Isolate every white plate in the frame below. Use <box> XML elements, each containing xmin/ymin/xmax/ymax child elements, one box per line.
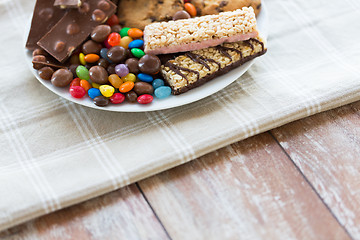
<box><xmin>25</xmin><ymin>2</ymin><xmax>268</xmax><ymax>112</ymax></box>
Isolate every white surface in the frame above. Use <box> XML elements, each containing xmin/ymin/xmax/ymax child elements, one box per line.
<box><xmin>25</xmin><ymin>4</ymin><xmax>268</xmax><ymax>112</ymax></box>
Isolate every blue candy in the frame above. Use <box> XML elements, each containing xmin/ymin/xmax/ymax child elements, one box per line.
<box><xmin>88</xmin><ymin>88</ymin><xmax>102</xmax><ymax>99</ymax></box>
<box><xmin>137</xmin><ymin>73</ymin><xmax>153</xmax><ymax>83</ymax></box>
<box><xmin>128</xmin><ymin>39</ymin><xmax>144</xmax><ymax>49</ymax></box>
<box><xmin>152</xmin><ymin>79</ymin><xmax>165</xmax><ymax>89</ymax></box>
<box><xmin>100</xmin><ymin>48</ymin><xmax>112</xmax><ymax>63</ymax></box>
<box><xmin>154</xmin><ymin>86</ymin><xmax>172</xmax><ymax>99</ymax></box>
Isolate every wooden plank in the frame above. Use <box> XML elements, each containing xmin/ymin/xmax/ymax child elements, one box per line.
<box><xmin>271</xmin><ymin>101</ymin><xmax>360</xmax><ymax>239</ymax></box>
<box><xmin>139</xmin><ymin>133</ymin><xmax>350</xmax><ymax>240</ymax></box>
<box><xmin>0</xmin><ymin>185</ymin><xmax>169</xmax><ymax>240</ymax></box>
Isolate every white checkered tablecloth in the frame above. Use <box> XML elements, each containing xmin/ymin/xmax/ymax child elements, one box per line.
<box><xmin>0</xmin><ymin>0</ymin><xmax>359</xmax><ymax>231</ymax></box>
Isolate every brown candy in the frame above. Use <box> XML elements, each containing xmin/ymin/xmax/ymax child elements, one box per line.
<box><xmin>111</xmin><ymin>24</ymin><xmax>122</xmax><ymax>33</ymax></box>
<box><xmin>138</xmin><ymin>55</ymin><xmax>161</xmax><ymax>75</ymax></box>
<box><xmin>32</xmin><ymin>55</ymin><xmax>47</xmax><ymax>70</ymax></box>
<box><xmin>94</xmin><ymin>96</ymin><xmax>110</xmax><ymax>107</ymax></box>
<box><xmin>173</xmin><ymin>10</ymin><xmax>191</xmax><ymax>21</ymax></box>
<box><xmin>107</xmin><ymin>46</ymin><xmax>127</xmax><ymax>63</ymax></box>
<box><xmin>91</xmin><ymin>25</ymin><xmax>111</xmax><ymax>42</ymax></box>
<box><xmin>32</xmin><ymin>48</ymin><xmax>48</xmax><ymax>57</ymax></box>
<box><xmin>107</xmin><ymin>64</ymin><xmax>116</xmax><ymax>75</ymax></box>
<box><xmin>125</xmin><ymin>58</ymin><xmax>140</xmax><ymax>74</ymax></box>
<box><xmin>98</xmin><ymin>58</ymin><xmax>110</xmax><ymax>69</ymax></box>
<box><xmin>125</xmin><ymin>91</ymin><xmax>137</xmax><ymax>103</ymax></box>
<box><xmin>89</xmin><ymin>66</ymin><xmax>108</xmax><ymax>84</ymax></box>
<box><xmin>82</xmin><ymin>40</ymin><xmax>102</xmax><ymax>55</ymax></box>
<box><xmin>51</xmin><ymin>69</ymin><xmax>73</xmax><ymax>87</ymax></box>
<box><xmin>92</xmin><ymin>9</ymin><xmax>106</xmax><ymax>22</ymax></box>
<box><xmin>68</xmin><ymin>64</ymin><xmax>79</xmax><ymax>76</ymax></box>
<box><xmin>38</xmin><ymin>67</ymin><xmax>54</xmax><ymax>80</ymax></box>
<box><xmin>133</xmin><ymin>82</ymin><xmax>154</xmax><ymax>95</ymax></box>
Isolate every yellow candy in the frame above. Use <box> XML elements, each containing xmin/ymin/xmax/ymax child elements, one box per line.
<box><xmin>122</xmin><ymin>73</ymin><xmax>136</xmax><ymax>82</ymax></box>
<box><xmin>119</xmin><ymin>36</ymin><xmax>133</xmax><ymax>49</ymax></box>
<box><xmin>79</xmin><ymin>53</ymin><xmax>86</xmax><ymax>65</ymax></box>
<box><xmin>92</xmin><ymin>83</ymin><xmax>101</xmax><ymax>89</ymax></box>
<box><xmin>108</xmin><ymin>74</ymin><xmax>123</xmax><ymax>88</ymax></box>
<box><xmin>99</xmin><ymin>85</ymin><xmax>115</xmax><ymax>97</ymax></box>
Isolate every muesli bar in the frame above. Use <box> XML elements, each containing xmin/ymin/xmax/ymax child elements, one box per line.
<box><xmin>144</xmin><ymin>7</ymin><xmax>258</xmax><ymax>55</ymax></box>
<box><xmin>161</xmin><ymin>37</ymin><xmax>267</xmax><ymax>95</ymax></box>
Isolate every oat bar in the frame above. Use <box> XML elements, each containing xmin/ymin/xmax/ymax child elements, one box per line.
<box><xmin>161</xmin><ymin>37</ymin><xmax>267</xmax><ymax>95</ymax></box>
<box><xmin>144</xmin><ymin>7</ymin><xmax>258</xmax><ymax>55</ymax></box>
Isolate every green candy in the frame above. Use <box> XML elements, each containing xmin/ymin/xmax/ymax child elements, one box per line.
<box><xmin>131</xmin><ymin>48</ymin><xmax>145</xmax><ymax>58</ymax></box>
<box><xmin>76</xmin><ymin>65</ymin><xmax>90</xmax><ymax>81</ymax></box>
<box><xmin>120</xmin><ymin>27</ymin><xmax>131</xmax><ymax>37</ymax></box>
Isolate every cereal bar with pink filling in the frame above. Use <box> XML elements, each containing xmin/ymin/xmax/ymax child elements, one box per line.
<box><xmin>144</xmin><ymin>7</ymin><xmax>258</xmax><ymax>55</ymax></box>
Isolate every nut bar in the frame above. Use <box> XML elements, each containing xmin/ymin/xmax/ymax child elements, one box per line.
<box><xmin>54</xmin><ymin>0</ymin><xmax>82</xmax><ymax>8</ymax></box>
<box><xmin>144</xmin><ymin>7</ymin><xmax>258</xmax><ymax>55</ymax></box>
<box><xmin>37</xmin><ymin>0</ymin><xmax>116</xmax><ymax>63</ymax></box>
<box><xmin>161</xmin><ymin>37</ymin><xmax>267</xmax><ymax>95</ymax></box>
<box><xmin>26</xmin><ymin>0</ymin><xmax>65</xmax><ymax>50</ymax></box>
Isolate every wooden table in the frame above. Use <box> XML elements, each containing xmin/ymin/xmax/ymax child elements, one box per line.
<box><xmin>1</xmin><ymin>101</ymin><xmax>359</xmax><ymax>240</ymax></box>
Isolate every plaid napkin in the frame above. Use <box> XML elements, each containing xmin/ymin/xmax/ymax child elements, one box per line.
<box><xmin>1</xmin><ymin>0</ymin><xmax>359</xmax><ymax>231</ymax></box>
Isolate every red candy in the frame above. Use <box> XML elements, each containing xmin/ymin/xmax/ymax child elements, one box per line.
<box><xmin>107</xmin><ymin>32</ymin><xmax>121</xmax><ymax>47</ymax></box>
<box><xmin>69</xmin><ymin>86</ymin><xmax>86</xmax><ymax>98</ymax></box>
<box><xmin>107</xmin><ymin>15</ymin><xmax>119</xmax><ymax>26</ymax></box>
<box><xmin>110</xmin><ymin>93</ymin><xmax>125</xmax><ymax>104</ymax></box>
<box><xmin>70</xmin><ymin>78</ymin><xmax>81</xmax><ymax>87</ymax></box>
<box><xmin>137</xmin><ymin>94</ymin><xmax>153</xmax><ymax>104</ymax></box>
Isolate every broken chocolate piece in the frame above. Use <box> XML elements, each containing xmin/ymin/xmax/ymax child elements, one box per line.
<box><xmin>161</xmin><ymin>38</ymin><xmax>267</xmax><ymax>95</ymax></box>
<box><xmin>37</xmin><ymin>0</ymin><xmax>116</xmax><ymax>63</ymax></box>
<box><xmin>54</xmin><ymin>0</ymin><xmax>82</xmax><ymax>8</ymax></box>
<box><xmin>26</xmin><ymin>0</ymin><xmax>65</xmax><ymax>50</ymax></box>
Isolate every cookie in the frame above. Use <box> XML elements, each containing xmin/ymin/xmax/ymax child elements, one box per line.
<box><xmin>117</xmin><ymin>0</ymin><xmax>184</xmax><ymax>30</ymax></box>
<box><xmin>192</xmin><ymin>0</ymin><xmax>261</xmax><ymax>16</ymax></box>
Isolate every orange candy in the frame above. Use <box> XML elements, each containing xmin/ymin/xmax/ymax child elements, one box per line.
<box><xmin>184</xmin><ymin>3</ymin><xmax>197</xmax><ymax>17</ymax></box>
<box><xmin>119</xmin><ymin>81</ymin><xmax>134</xmax><ymax>93</ymax></box>
<box><xmin>84</xmin><ymin>54</ymin><xmax>100</xmax><ymax>63</ymax></box>
<box><xmin>128</xmin><ymin>28</ymin><xmax>143</xmax><ymax>39</ymax></box>
<box><xmin>80</xmin><ymin>80</ymin><xmax>92</xmax><ymax>92</ymax></box>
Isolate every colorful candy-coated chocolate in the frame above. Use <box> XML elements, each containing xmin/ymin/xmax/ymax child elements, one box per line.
<box><xmin>104</xmin><ymin>39</ymin><xmax>112</xmax><ymax>49</ymax></box>
<box><xmin>131</xmin><ymin>48</ymin><xmax>145</xmax><ymax>58</ymax></box>
<box><xmin>107</xmin><ymin>32</ymin><xmax>121</xmax><ymax>47</ymax></box>
<box><xmin>76</xmin><ymin>65</ymin><xmax>90</xmax><ymax>80</ymax></box>
<box><xmin>184</xmin><ymin>3</ymin><xmax>197</xmax><ymax>17</ymax></box>
<box><xmin>122</xmin><ymin>73</ymin><xmax>136</xmax><ymax>83</ymax></box>
<box><xmin>120</xmin><ymin>36</ymin><xmax>133</xmax><ymax>49</ymax></box>
<box><xmin>100</xmin><ymin>48</ymin><xmax>112</xmax><ymax>63</ymax></box>
<box><xmin>110</xmin><ymin>93</ymin><xmax>125</xmax><ymax>104</ymax></box>
<box><xmin>128</xmin><ymin>28</ymin><xmax>143</xmax><ymax>38</ymax></box>
<box><xmin>80</xmin><ymin>79</ymin><xmax>92</xmax><ymax>92</ymax></box>
<box><xmin>106</xmin><ymin>14</ymin><xmax>119</xmax><ymax>26</ymax></box>
<box><xmin>94</xmin><ymin>96</ymin><xmax>110</xmax><ymax>107</ymax></box>
<box><xmin>152</xmin><ymin>79</ymin><xmax>165</xmax><ymax>89</ymax></box>
<box><xmin>137</xmin><ymin>73</ymin><xmax>153</xmax><ymax>82</ymax></box>
<box><xmin>108</xmin><ymin>74</ymin><xmax>123</xmax><ymax>88</ymax></box>
<box><xmin>154</xmin><ymin>86</ymin><xmax>172</xmax><ymax>99</ymax></box>
<box><xmin>120</xmin><ymin>27</ymin><xmax>131</xmax><ymax>37</ymax></box>
<box><xmin>70</xmin><ymin>78</ymin><xmax>81</xmax><ymax>87</ymax></box>
<box><xmin>99</xmin><ymin>84</ymin><xmax>115</xmax><ymax>97</ymax></box>
<box><xmin>137</xmin><ymin>94</ymin><xmax>153</xmax><ymax>104</ymax></box>
<box><xmin>92</xmin><ymin>82</ymin><xmax>101</xmax><ymax>89</ymax></box>
<box><xmin>79</xmin><ymin>53</ymin><xmax>86</xmax><ymax>65</ymax></box>
<box><xmin>88</xmin><ymin>88</ymin><xmax>102</xmax><ymax>99</ymax></box>
<box><xmin>115</xmin><ymin>64</ymin><xmax>129</xmax><ymax>77</ymax></box>
<box><xmin>84</xmin><ymin>54</ymin><xmax>100</xmax><ymax>63</ymax></box>
<box><xmin>119</xmin><ymin>81</ymin><xmax>134</xmax><ymax>93</ymax></box>
<box><xmin>69</xmin><ymin>86</ymin><xmax>86</xmax><ymax>98</ymax></box>
<box><xmin>128</xmin><ymin>39</ymin><xmax>144</xmax><ymax>49</ymax></box>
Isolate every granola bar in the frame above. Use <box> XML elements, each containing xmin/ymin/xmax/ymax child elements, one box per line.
<box><xmin>161</xmin><ymin>37</ymin><xmax>267</xmax><ymax>94</ymax></box>
<box><xmin>144</xmin><ymin>7</ymin><xmax>258</xmax><ymax>55</ymax></box>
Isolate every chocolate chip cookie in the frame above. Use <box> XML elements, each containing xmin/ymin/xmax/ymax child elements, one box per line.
<box><xmin>117</xmin><ymin>0</ymin><xmax>184</xmax><ymax>30</ymax></box>
<box><xmin>192</xmin><ymin>0</ymin><xmax>261</xmax><ymax>16</ymax></box>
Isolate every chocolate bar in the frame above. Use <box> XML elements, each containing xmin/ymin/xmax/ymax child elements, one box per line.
<box><xmin>54</xmin><ymin>0</ymin><xmax>82</xmax><ymax>8</ymax></box>
<box><xmin>161</xmin><ymin>38</ymin><xmax>267</xmax><ymax>95</ymax></box>
<box><xmin>144</xmin><ymin>7</ymin><xmax>258</xmax><ymax>55</ymax></box>
<box><xmin>26</xmin><ymin>0</ymin><xmax>65</xmax><ymax>50</ymax></box>
<box><xmin>37</xmin><ymin>0</ymin><xmax>116</xmax><ymax>63</ymax></box>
